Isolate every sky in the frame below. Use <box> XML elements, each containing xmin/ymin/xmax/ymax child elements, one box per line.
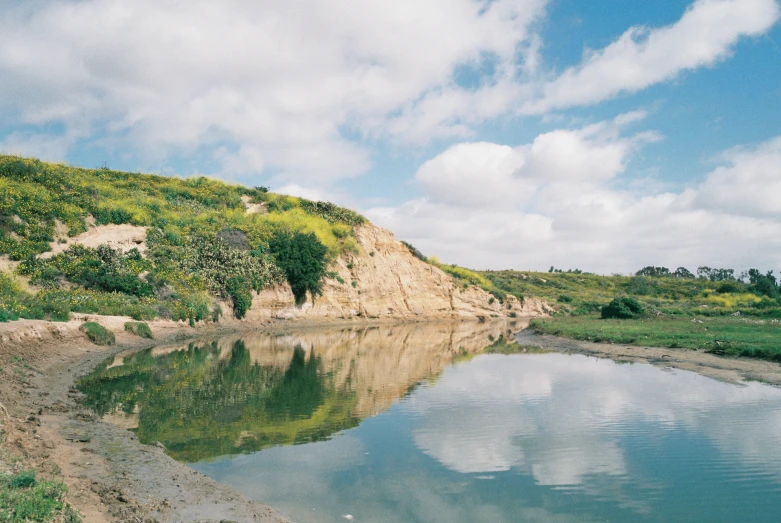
<box><xmin>1</xmin><ymin>0</ymin><xmax>780</xmax><ymax>274</ymax></box>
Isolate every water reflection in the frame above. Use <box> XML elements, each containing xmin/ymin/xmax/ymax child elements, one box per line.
<box><xmin>78</xmin><ymin>323</ymin><xmax>781</xmax><ymax>522</ymax></box>
<box><xmin>78</xmin><ymin>321</ymin><xmax>516</xmax><ymax>462</ymax></box>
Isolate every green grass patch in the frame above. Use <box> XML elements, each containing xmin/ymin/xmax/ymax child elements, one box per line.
<box><xmin>530</xmin><ymin>315</ymin><xmax>781</xmax><ymax>361</ymax></box>
<box><xmin>0</xmin><ymin>470</ymin><xmax>79</xmax><ymax>522</ymax></box>
<box><xmin>482</xmin><ymin>270</ymin><xmax>781</xmax><ymax>318</ymax></box>
<box><xmin>124</xmin><ymin>321</ymin><xmax>153</xmax><ymax>339</ymax></box>
<box><xmin>80</xmin><ymin>321</ymin><xmax>115</xmax><ymax>346</ymax></box>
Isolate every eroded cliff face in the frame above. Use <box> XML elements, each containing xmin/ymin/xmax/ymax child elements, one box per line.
<box><xmin>246</xmin><ymin>223</ymin><xmax>551</xmax><ymax>321</ymax></box>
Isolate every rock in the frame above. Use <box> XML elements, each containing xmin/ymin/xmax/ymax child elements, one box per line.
<box><xmin>247</xmin><ymin>223</ymin><xmax>552</xmax><ymax>322</ymax></box>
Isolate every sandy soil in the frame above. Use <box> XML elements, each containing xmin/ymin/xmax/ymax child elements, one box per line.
<box><xmin>40</xmin><ymin>224</ymin><xmax>149</xmax><ymax>259</ymax></box>
<box><xmin>0</xmin><ymin>317</ymin><xmax>294</xmax><ymax>522</ymax></box>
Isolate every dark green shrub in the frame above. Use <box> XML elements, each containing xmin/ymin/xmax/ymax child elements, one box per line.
<box><xmin>716</xmin><ymin>282</ymin><xmax>741</xmax><ymax>294</ymax></box>
<box><xmin>601</xmin><ymin>297</ymin><xmax>645</xmax><ymax>319</ymax></box>
<box><xmin>226</xmin><ymin>276</ymin><xmax>253</xmax><ymax>319</ymax></box>
<box><xmin>401</xmin><ymin>241</ymin><xmax>426</xmax><ymax>261</ymax></box>
<box><xmin>269</xmin><ymin>231</ymin><xmax>329</xmax><ymax>305</ymax></box>
<box><xmin>558</xmin><ymin>294</ymin><xmax>573</xmax><ymax>303</ymax></box>
<box><xmin>0</xmin><ymin>309</ymin><xmax>19</xmax><ymax>322</ymax></box>
<box><xmin>80</xmin><ymin>322</ymin><xmax>115</xmax><ymax>345</ymax></box>
<box><xmin>8</xmin><ymin>470</ymin><xmax>37</xmax><ymax>489</ymax></box>
<box><xmin>124</xmin><ymin>321</ymin><xmax>153</xmax><ymax>339</ymax></box>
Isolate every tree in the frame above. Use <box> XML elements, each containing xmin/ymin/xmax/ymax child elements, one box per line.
<box><xmin>673</xmin><ymin>267</ymin><xmax>694</xmax><ymax>279</ymax></box>
<box><xmin>747</xmin><ymin>269</ymin><xmax>779</xmax><ymax>298</ymax></box>
<box><xmin>697</xmin><ymin>266</ymin><xmax>735</xmax><ymax>282</ymax></box>
<box><xmin>269</xmin><ymin>231</ymin><xmax>329</xmax><ymax>305</ymax></box>
<box><xmin>636</xmin><ymin>266</ymin><xmax>670</xmax><ymax>277</ymax></box>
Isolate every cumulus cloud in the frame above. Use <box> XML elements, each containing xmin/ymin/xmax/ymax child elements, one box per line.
<box><xmin>0</xmin><ymin>0</ymin><xmax>547</xmax><ymax>179</ymax></box>
<box><xmin>524</xmin><ymin>0</ymin><xmax>781</xmax><ymax>113</ymax></box>
<box><xmin>367</xmin><ymin>121</ymin><xmax>781</xmax><ymax>273</ymax></box>
<box><xmin>407</xmin><ymin>353</ymin><xmax>781</xmax><ymax>488</ymax></box>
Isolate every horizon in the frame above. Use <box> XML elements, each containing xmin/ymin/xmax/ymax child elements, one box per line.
<box><xmin>1</xmin><ymin>0</ymin><xmax>780</xmax><ymax>274</ymax></box>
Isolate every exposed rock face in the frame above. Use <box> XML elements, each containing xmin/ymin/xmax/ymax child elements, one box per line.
<box><xmin>247</xmin><ymin>223</ymin><xmax>552</xmax><ymax>321</ymax></box>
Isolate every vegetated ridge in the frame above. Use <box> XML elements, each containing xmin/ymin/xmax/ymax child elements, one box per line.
<box><xmin>482</xmin><ymin>266</ymin><xmax>781</xmax><ymax>361</ymax></box>
<box><xmin>0</xmin><ymin>156</ymin><xmax>545</xmax><ymax>329</ymax></box>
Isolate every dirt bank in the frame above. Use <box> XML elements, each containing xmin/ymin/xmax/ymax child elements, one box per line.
<box><xmin>516</xmin><ymin>329</ymin><xmax>781</xmax><ymax>387</ymax></box>
<box><xmin>0</xmin><ymin>317</ymin><xmax>297</xmax><ymax>522</ymax></box>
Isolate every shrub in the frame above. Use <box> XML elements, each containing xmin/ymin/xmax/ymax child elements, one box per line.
<box><xmin>124</xmin><ymin>321</ymin><xmax>153</xmax><ymax>339</ymax></box>
<box><xmin>269</xmin><ymin>231</ymin><xmax>329</xmax><ymax>306</ymax></box>
<box><xmin>0</xmin><ymin>309</ymin><xmax>19</xmax><ymax>322</ymax></box>
<box><xmin>601</xmin><ymin>297</ymin><xmax>645</xmax><ymax>319</ymax></box>
<box><xmin>558</xmin><ymin>294</ymin><xmax>573</xmax><ymax>303</ymax></box>
<box><xmin>226</xmin><ymin>276</ymin><xmax>253</xmax><ymax>319</ymax></box>
<box><xmin>80</xmin><ymin>321</ymin><xmax>115</xmax><ymax>345</ymax></box>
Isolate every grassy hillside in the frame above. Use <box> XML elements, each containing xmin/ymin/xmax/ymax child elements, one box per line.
<box><xmin>0</xmin><ymin>156</ymin><xmax>365</xmax><ymax>324</ymax></box>
<box><xmin>482</xmin><ymin>269</ymin><xmax>781</xmax><ymax>361</ymax></box>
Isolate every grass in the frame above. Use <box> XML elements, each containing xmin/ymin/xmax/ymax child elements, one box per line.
<box><xmin>80</xmin><ymin>322</ymin><xmax>115</xmax><ymax>346</ymax></box>
<box><xmin>124</xmin><ymin>321</ymin><xmax>153</xmax><ymax>339</ymax></box>
<box><xmin>530</xmin><ymin>315</ymin><xmax>781</xmax><ymax>361</ymax></box>
<box><xmin>482</xmin><ymin>270</ymin><xmax>781</xmax><ymax>317</ymax></box>
<box><xmin>0</xmin><ymin>470</ymin><xmax>80</xmax><ymax>522</ymax></box>
<box><xmin>0</xmin><ymin>155</ymin><xmax>368</xmax><ymax>323</ymax></box>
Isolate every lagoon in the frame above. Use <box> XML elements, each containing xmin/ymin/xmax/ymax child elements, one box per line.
<box><xmin>78</xmin><ymin>322</ymin><xmax>781</xmax><ymax>522</ymax></box>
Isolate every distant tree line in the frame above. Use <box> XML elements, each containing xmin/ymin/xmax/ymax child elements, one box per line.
<box><xmin>635</xmin><ymin>265</ymin><xmax>779</xmax><ymax>298</ymax></box>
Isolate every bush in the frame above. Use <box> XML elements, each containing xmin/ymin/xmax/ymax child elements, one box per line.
<box><xmin>269</xmin><ymin>231</ymin><xmax>329</xmax><ymax>306</ymax></box>
<box><xmin>0</xmin><ymin>309</ymin><xmax>19</xmax><ymax>322</ymax></box>
<box><xmin>80</xmin><ymin>321</ymin><xmax>115</xmax><ymax>345</ymax></box>
<box><xmin>601</xmin><ymin>297</ymin><xmax>645</xmax><ymax>319</ymax></box>
<box><xmin>124</xmin><ymin>321</ymin><xmax>153</xmax><ymax>339</ymax></box>
<box><xmin>226</xmin><ymin>276</ymin><xmax>253</xmax><ymax>319</ymax></box>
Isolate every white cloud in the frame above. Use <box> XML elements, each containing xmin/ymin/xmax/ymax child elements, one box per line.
<box><xmin>0</xmin><ymin>0</ymin><xmax>548</xmax><ymax>180</ymax></box>
<box><xmin>367</xmin><ymin>122</ymin><xmax>781</xmax><ymax>273</ymax></box>
<box><xmin>525</xmin><ymin>0</ymin><xmax>781</xmax><ymax>113</ymax></box>
<box><xmin>407</xmin><ymin>353</ymin><xmax>781</xmax><ymax>487</ymax></box>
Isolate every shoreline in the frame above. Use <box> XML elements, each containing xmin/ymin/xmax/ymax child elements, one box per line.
<box><xmin>3</xmin><ymin>316</ymin><xmax>781</xmax><ymax>522</ymax></box>
<box><xmin>516</xmin><ymin>329</ymin><xmax>781</xmax><ymax>387</ymax></box>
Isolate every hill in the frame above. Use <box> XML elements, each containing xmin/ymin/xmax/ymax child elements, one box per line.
<box><xmin>0</xmin><ymin>156</ymin><xmax>541</xmax><ymax>327</ymax></box>
<box><xmin>481</xmin><ymin>269</ymin><xmax>781</xmax><ymax>361</ymax></box>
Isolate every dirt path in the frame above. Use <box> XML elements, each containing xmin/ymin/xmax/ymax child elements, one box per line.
<box><xmin>517</xmin><ymin>330</ymin><xmax>781</xmax><ymax>386</ymax></box>
<box><xmin>0</xmin><ymin>318</ymin><xmax>294</xmax><ymax>522</ymax></box>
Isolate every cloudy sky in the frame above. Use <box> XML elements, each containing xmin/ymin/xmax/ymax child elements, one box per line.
<box><xmin>1</xmin><ymin>0</ymin><xmax>780</xmax><ymax>273</ymax></box>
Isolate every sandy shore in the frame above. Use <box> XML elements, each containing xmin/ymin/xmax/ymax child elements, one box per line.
<box><xmin>517</xmin><ymin>329</ymin><xmax>781</xmax><ymax>387</ymax></box>
<box><xmin>0</xmin><ymin>317</ymin><xmax>296</xmax><ymax>522</ymax></box>
<box><xmin>2</xmin><ymin>316</ymin><xmax>781</xmax><ymax>522</ymax></box>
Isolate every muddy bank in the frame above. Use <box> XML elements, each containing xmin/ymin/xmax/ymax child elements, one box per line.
<box><xmin>517</xmin><ymin>329</ymin><xmax>781</xmax><ymax>387</ymax></box>
<box><xmin>0</xmin><ymin>317</ymin><xmax>298</xmax><ymax>522</ymax></box>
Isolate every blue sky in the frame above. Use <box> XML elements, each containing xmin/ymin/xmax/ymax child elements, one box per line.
<box><xmin>1</xmin><ymin>0</ymin><xmax>780</xmax><ymax>273</ymax></box>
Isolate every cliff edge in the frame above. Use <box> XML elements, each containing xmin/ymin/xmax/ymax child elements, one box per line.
<box><xmin>247</xmin><ymin>223</ymin><xmax>551</xmax><ymax>321</ymax></box>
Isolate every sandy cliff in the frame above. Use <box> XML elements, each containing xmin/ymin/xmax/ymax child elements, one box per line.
<box><xmin>247</xmin><ymin>223</ymin><xmax>551</xmax><ymax>321</ymax></box>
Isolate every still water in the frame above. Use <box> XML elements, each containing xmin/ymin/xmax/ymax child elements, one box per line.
<box><xmin>78</xmin><ymin>322</ymin><xmax>781</xmax><ymax>522</ymax></box>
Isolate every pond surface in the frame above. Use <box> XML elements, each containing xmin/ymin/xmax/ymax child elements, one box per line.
<box><xmin>78</xmin><ymin>322</ymin><xmax>781</xmax><ymax>522</ymax></box>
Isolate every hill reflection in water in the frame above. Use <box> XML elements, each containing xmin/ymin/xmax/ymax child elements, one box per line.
<box><xmin>77</xmin><ymin>320</ymin><xmax>520</xmax><ymax>462</ymax></box>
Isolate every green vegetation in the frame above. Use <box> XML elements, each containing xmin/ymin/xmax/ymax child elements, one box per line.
<box><xmin>77</xmin><ymin>340</ymin><xmax>359</xmax><ymax>462</ymax></box>
<box><xmin>530</xmin><ymin>316</ymin><xmax>781</xmax><ymax>361</ymax></box>
<box><xmin>79</xmin><ymin>322</ymin><xmax>115</xmax><ymax>345</ymax></box>
<box><xmin>482</xmin><ymin>268</ymin><xmax>781</xmax><ymax>318</ymax></box>
<box><xmin>0</xmin><ymin>155</ymin><xmax>367</xmax><ymax>322</ymax></box>
<box><xmin>269</xmin><ymin>231</ymin><xmax>329</xmax><ymax>305</ymax></box>
<box><xmin>487</xmin><ymin>265</ymin><xmax>781</xmax><ymax>362</ymax></box>
<box><xmin>0</xmin><ymin>470</ymin><xmax>79</xmax><ymax>522</ymax></box>
<box><xmin>124</xmin><ymin>321</ymin><xmax>153</xmax><ymax>339</ymax></box>
<box><xmin>601</xmin><ymin>297</ymin><xmax>644</xmax><ymax>319</ymax></box>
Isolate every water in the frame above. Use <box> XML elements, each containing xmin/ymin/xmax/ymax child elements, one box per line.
<box><xmin>78</xmin><ymin>322</ymin><xmax>781</xmax><ymax>522</ymax></box>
